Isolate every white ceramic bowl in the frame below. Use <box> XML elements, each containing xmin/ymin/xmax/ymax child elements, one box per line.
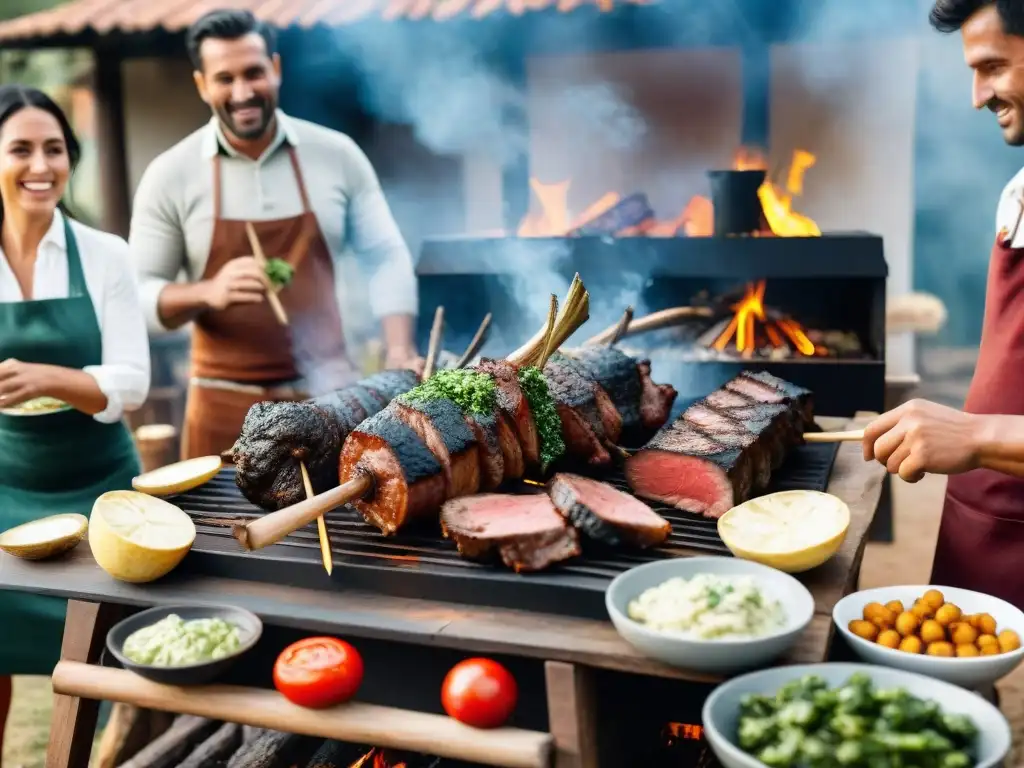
<box><xmin>833</xmin><ymin>585</ymin><xmax>1024</xmax><ymax>690</ymax></box>
<box><xmin>605</xmin><ymin>556</ymin><xmax>814</xmax><ymax>674</ymax></box>
<box><xmin>702</xmin><ymin>663</ymin><xmax>1011</xmax><ymax>768</ymax></box>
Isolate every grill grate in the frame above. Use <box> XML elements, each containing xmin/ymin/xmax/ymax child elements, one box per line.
<box><xmin>171</xmin><ymin>441</ymin><xmax>839</xmax><ymax>619</ymax></box>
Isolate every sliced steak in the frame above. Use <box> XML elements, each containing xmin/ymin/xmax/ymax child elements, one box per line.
<box><xmin>464</xmin><ymin>410</ymin><xmax>504</xmax><ymax>492</ymax></box>
<box><xmin>566</xmin><ymin>347</ymin><xmax>643</xmax><ymax>432</ymax></box>
<box><xmin>637</xmin><ymin>359</ymin><xmax>678</xmax><ymax>431</ymax></box>
<box><xmin>705</xmin><ymin>388</ymin><xmax>792</xmax><ymax>470</ymax></box>
<box><xmin>543</xmin><ymin>357</ymin><xmax>610</xmax><ymax>466</ymax></box>
<box><xmin>476</xmin><ymin>359</ymin><xmax>541</xmax><ymax>467</ymax></box>
<box><xmin>340</xmin><ymin>410</ymin><xmax>447</xmax><ymax>535</ymax></box>
<box><xmin>683</xmin><ymin>401</ymin><xmax>771</xmax><ymax>491</ymax></box>
<box><xmin>548</xmin><ymin>352</ymin><xmax>623</xmax><ymax>444</ymax></box>
<box><xmin>497</xmin><ymin>412</ymin><xmax>525</xmax><ymax>481</ymax></box>
<box><xmin>548</xmin><ymin>473</ymin><xmax>671</xmax><ymax>548</ymax></box>
<box><xmin>741</xmin><ymin>370</ymin><xmax>814</xmax><ymax>425</ymax></box>
<box><xmin>626</xmin><ymin>422</ymin><xmax>751</xmax><ymax>518</ymax></box>
<box><xmin>389</xmin><ymin>399</ymin><xmax>480</xmax><ymax>500</ymax></box>
<box><xmin>440</xmin><ymin>493</ymin><xmax>581</xmax><ymax>572</ymax></box>
<box><xmin>234</xmin><ymin>401</ymin><xmax>341</xmax><ymax>510</ymax></box>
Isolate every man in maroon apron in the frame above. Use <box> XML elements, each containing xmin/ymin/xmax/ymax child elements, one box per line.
<box><xmin>129</xmin><ymin>9</ymin><xmax>422</xmax><ymax>459</ymax></box>
<box><xmin>864</xmin><ymin>1</ymin><xmax>1024</xmax><ymax>611</ymax></box>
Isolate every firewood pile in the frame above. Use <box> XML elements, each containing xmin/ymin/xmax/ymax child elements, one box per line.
<box><xmin>113</xmin><ymin>715</ymin><xmax>451</xmax><ymax>768</ymax></box>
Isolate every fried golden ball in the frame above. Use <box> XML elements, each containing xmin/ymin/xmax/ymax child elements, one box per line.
<box><xmin>922</xmin><ymin>589</ymin><xmax>945</xmax><ymax>610</ymax></box>
<box><xmin>981</xmin><ymin>644</ymin><xmax>1001</xmax><ymax>656</ymax></box>
<box><xmin>998</xmin><ymin>629</ymin><xmax>1021</xmax><ymax>653</ymax></box>
<box><xmin>863</xmin><ymin>602</ymin><xmax>896</xmax><ymax>629</ymax></box>
<box><xmin>848</xmin><ymin>619</ymin><xmax>879</xmax><ymax>641</ymax></box>
<box><xmin>898</xmin><ymin>635</ymin><xmax>923</xmax><ymax>654</ymax></box>
<box><xmin>877</xmin><ymin>629</ymin><xmax>901</xmax><ymax>649</ymax></box>
<box><xmin>920</xmin><ymin>619</ymin><xmax>946</xmax><ymax>645</ymax></box>
<box><xmin>962</xmin><ymin>613</ymin><xmax>980</xmax><ymax>629</ymax></box>
<box><xmin>926</xmin><ymin>641</ymin><xmax>955</xmax><ymax>657</ymax></box>
<box><xmin>894</xmin><ymin>611</ymin><xmax>920</xmax><ymax>638</ymax></box>
<box><xmin>911</xmin><ymin>601</ymin><xmax>935</xmax><ymax>620</ymax></box>
<box><xmin>977</xmin><ymin>613</ymin><xmax>998</xmax><ymax>636</ymax></box>
<box><xmin>935</xmin><ymin>603</ymin><xmax>962</xmax><ymax>626</ymax></box>
<box><xmin>978</xmin><ymin>633</ymin><xmax>1000</xmax><ymax>649</ymax></box>
<box><xmin>951</xmin><ymin>623</ymin><xmax>979</xmax><ymax>646</ymax></box>
<box><xmin>956</xmin><ymin>643</ymin><xmax>981</xmax><ymax>657</ymax></box>
<box><xmin>885</xmin><ymin>600</ymin><xmax>905</xmax><ymax>615</ymax></box>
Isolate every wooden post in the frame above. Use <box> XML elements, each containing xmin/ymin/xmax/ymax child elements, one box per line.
<box><xmin>93</xmin><ymin>42</ymin><xmax>131</xmax><ymax>238</ymax></box>
<box><xmin>544</xmin><ymin>661</ymin><xmax>599</xmax><ymax>768</ymax></box>
<box><xmin>46</xmin><ymin>600</ymin><xmax>124</xmax><ymax>768</ymax></box>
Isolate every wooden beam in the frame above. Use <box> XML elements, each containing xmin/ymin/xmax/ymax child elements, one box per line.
<box><xmin>92</xmin><ymin>44</ymin><xmax>130</xmax><ymax>237</ymax></box>
<box><xmin>544</xmin><ymin>661</ymin><xmax>599</xmax><ymax>768</ymax></box>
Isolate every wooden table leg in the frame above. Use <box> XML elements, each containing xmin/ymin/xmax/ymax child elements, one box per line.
<box><xmin>46</xmin><ymin>600</ymin><xmax>124</xmax><ymax>768</ymax></box>
<box><xmin>545</xmin><ymin>661</ymin><xmax>599</xmax><ymax>768</ymax></box>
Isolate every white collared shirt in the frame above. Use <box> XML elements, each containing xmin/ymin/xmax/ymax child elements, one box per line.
<box><xmin>0</xmin><ymin>210</ymin><xmax>151</xmax><ymax>423</ymax></box>
<box><xmin>129</xmin><ymin>110</ymin><xmax>419</xmax><ymax>334</ymax></box>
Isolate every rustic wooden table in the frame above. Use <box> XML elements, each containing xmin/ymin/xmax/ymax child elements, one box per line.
<box><xmin>0</xmin><ymin>415</ymin><xmax>885</xmax><ymax>768</ymax></box>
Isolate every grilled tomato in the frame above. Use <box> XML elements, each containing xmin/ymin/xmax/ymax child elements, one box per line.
<box><xmin>441</xmin><ymin>658</ymin><xmax>518</xmax><ymax>729</ymax></box>
<box><xmin>273</xmin><ymin>637</ymin><xmax>363</xmax><ymax>709</ymax></box>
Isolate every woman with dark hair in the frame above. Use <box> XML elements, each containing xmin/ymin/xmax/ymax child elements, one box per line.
<box><xmin>0</xmin><ymin>85</ymin><xmax>149</xmax><ymax>759</ymax></box>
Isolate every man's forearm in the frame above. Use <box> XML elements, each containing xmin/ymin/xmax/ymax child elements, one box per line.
<box><xmin>380</xmin><ymin>313</ymin><xmax>417</xmax><ymax>356</ymax></box>
<box><xmin>974</xmin><ymin>414</ymin><xmax>1024</xmax><ymax>476</ymax></box>
<box><xmin>157</xmin><ymin>281</ymin><xmax>212</xmax><ymax>330</ymax></box>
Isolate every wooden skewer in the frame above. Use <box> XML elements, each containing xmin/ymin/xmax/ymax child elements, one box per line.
<box><xmin>607</xmin><ymin>306</ymin><xmax>634</xmax><ymax>347</ymax></box>
<box><xmin>455</xmin><ymin>313</ymin><xmax>492</xmax><ymax>369</ymax></box>
<box><xmin>300</xmin><ymin>461</ymin><xmax>332</xmax><ymax>576</ymax></box>
<box><xmin>233</xmin><ymin>471</ymin><xmax>374</xmax><ymax>551</ymax></box>
<box><xmin>422</xmin><ymin>306</ymin><xmax>445</xmax><ymax>381</ymax></box>
<box><xmin>244</xmin><ymin>222</ymin><xmax>289</xmax><ymax>327</ymax></box>
<box><xmin>583</xmin><ymin>306</ymin><xmax>713</xmax><ymax>346</ymax></box>
<box><xmin>803</xmin><ymin>429</ymin><xmax>864</xmax><ymax>443</ymax></box>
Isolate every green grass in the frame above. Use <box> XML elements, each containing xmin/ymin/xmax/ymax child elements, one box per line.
<box><xmin>3</xmin><ymin>676</ymin><xmax>102</xmax><ymax>768</ymax></box>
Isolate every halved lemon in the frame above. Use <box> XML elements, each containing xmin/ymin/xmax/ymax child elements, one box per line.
<box><xmin>717</xmin><ymin>490</ymin><xmax>850</xmax><ymax>573</ymax></box>
<box><xmin>0</xmin><ymin>513</ymin><xmax>88</xmax><ymax>560</ymax></box>
<box><xmin>132</xmin><ymin>455</ymin><xmax>222</xmax><ymax>497</ymax></box>
<box><xmin>89</xmin><ymin>491</ymin><xmax>196</xmax><ymax>583</ymax></box>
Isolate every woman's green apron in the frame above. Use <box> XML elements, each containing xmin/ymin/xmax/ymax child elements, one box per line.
<box><xmin>0</xmin><ymin>216</ymin><xmax>139</xmax><ymax>675</ymax></box>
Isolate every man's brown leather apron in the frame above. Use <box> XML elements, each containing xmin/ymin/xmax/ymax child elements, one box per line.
<box><xmin>182</xmin><ymin>147</ymin><xmax>354</xmax><ymax>459</ymax></box>
<box><xmin>931</xmin><ymin>234</ymin><xmax>1024</xmax><ymax>606</ymax></box>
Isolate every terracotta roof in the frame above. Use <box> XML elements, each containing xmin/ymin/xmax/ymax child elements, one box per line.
<box><xmin>0</xmin><ymin>0</ymin><xmax>649</xmax><ymax>42</ymax></box>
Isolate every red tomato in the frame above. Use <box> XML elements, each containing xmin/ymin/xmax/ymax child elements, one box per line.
<box><xmin>273</xmin><ymin>637</ymin><xmax>364</xmax><ymax>709</ymax></box>
<box><xmin>441</xmin><ymin>658</ymin><xmax>518</xmax><ymax>729</ymax></box>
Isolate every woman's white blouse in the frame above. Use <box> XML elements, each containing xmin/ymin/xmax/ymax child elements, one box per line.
<box><xmin>0</xmin><ymin>210</ymin><xmax>151</xmax><ymax>424</ymax></box>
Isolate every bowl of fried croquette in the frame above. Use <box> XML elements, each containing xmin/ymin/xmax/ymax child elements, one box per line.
<box><xmin>833</xmin><ymin>586</ymin><xmax>1024</xmax><ymax>690</ymax></box>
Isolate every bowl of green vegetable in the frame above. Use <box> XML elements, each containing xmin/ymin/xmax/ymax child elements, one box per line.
<box><xmin>701</xmin><ymin>663</ymin><xmax>1011</xmax><ymax>768</ymax></box>
<box><xmin>107</xmin><ymin>604</ymin><xmax>263</xmax><ymax>685</ymax></box>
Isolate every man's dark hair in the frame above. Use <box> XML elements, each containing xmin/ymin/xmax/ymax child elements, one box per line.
<box><xmin>185</xmin><ymin>9</ymin><xmax>277</xmax><ymax>70</ymax></box>
<box><xmin>930</xmin><ymin>0</ymin><xmax>1024</xmax><ymax>35</ymax></box>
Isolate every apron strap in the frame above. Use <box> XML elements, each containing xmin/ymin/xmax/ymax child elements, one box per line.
<box><xmin>286</xmin><ymin>147</ymin><xmax>313</xmax><ymax>214</ymax></box>
<box><xmin>62</xmin><ymin>215</ymin><xmax>87</xmax><ymax>299</ymax></box>
<box><xmin>212</xmin><ymin>155</ymin><xmax>223</xmax><ymax>221</ymax></box>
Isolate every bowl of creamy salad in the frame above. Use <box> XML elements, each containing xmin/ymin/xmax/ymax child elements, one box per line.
<box><xmin>606</xmin><ymin>557</ymin><xmax>814</xmax><ymax>674</ymax></box>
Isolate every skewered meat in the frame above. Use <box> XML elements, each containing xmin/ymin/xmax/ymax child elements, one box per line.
<box><xmin>440</xmin><ymin>493</ymin><xmax>581</xmax><ymax>572</ymax></box>
<box><xmin>548</xmin><ymin>473</ymin><xmax>671</xmax><ymax>548</ymax></box>
<box><xmin>389</xmin><ymin>398</ymin><xmax>480</xmax><ymax>499</ymax></box>
<box><xmin>475</xmin><ymin>359</ymin><xmax>541</xmax><ymax>466</ymax></box>
<box><xmin>545</xmin><ymin>353</ymin><xmax>623</xmax><ymax>443</ymax></box>
<box><xmin>233</xmin><ymin>370</ymin><xmax>419</xmax><ymax>510</ymax></box>
<box><xmin>626</xmin><ymin>371</ymin><xmax>812</xmax><ymax>519</ymax></box>
<box><xmin>233</xmin><ymin>402</ymin><xmax>341</xmax><ymax>510</ymax></box>
<box><xmin>339</xmin><ymin>410</ymin><xmax>446</xmax><ymax>534</ymax></box>
<box><xmin>463</xmin><ymin>410</ymin><xmax>504</xmax><ymax>492</ymax></box>
<box><xmin>542</xmin><ymin>356</ymin><xmax>610</xmax><ymax>466</ymax></box>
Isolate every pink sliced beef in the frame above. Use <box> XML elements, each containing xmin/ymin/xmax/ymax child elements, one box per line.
<box><xmin>548</xmin><ymin>473</ymin><xmax>671</xmax><ymax>548</ymax></box>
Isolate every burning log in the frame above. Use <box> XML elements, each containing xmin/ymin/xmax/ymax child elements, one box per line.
<box><xmin>116</xmin><ymin>715</ymin><xmax>219</xmax><ymax>768</ymax></box>
<box><xmin>226</xmin><ymin>730</ymin><xmax>321</xmax><ymax>768</ymax></box>
<box><xmin>583</xmin><ymin>306</ymin><xmax>714</xmax><ymax>346</ymax></box>
<box><xmin>303</xmin><ymin>740</ymin><xmax>360</xmax><ymax>768</ymax></box>
<box><xmin>177</xmin><ymin>722</ymin><xmax>243</xmax><ymax>768</ymax></box>
<box><xmin>567</xmin><ymin>193</ymin><xmax>654</xmax><ymax>236</ymax></box>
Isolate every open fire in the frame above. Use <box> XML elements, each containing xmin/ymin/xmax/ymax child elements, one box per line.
<box><xmin>349</xmin><ymin>748</ymin><xmax>411</xmax><ymax>767</ymax></box>
<box><xmin>708</xmin><ymin>280</ymin><xmax>818</xmax><ymax>358</ymax></box>
<box><xmin>517</xmin><ymin>147</ymin><xmax>821</xmax><ymax>238</ymax></box>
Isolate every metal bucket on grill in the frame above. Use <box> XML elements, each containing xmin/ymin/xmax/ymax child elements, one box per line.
<box><xmin>707</xmin><ymin>169</ymin><xmax>766</xmax><ymax>236</ymax></box>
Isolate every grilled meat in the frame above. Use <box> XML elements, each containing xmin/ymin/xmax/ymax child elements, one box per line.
<box><xmin>390</xmin><ymin>398</ymin><xmax>480</xmax><ymax>499</ymax></box>
<box><xmin>475</xmin><ymin>358</ymin><xmax>541</xmax><ymax>467</ymax></box>
<box><xmin>548</xmin><ymin>473</ymin><xmax>671</xmax><ymax>548</ymax></box>
<box><xmin>233</xmin><ymin>369</ymin><xmax>418</xmax><ymax>510</ymax></box>
<box><xmin>233</xmin><ymin>401</ymin><xmax>341</xmax><ymax>511</ymax></box>
<box><xmin>566</xmin><ymin>347</ymin><xmax>644</xmax><ymax>432</ymax></box>
<box><xmin>440</xmin><ymin>493</ymin><xmax>581</xmax><ymax>572</ymax></box>
<box><xmin>543</xmin><ymin>355</ymin><xmax>610</xmax><ymax>466</ymax></box>
<box><xmin>463</xmin><ymin>410</ymin><xmax>505</xmax><ymax>492</ymax></box>
<box><xmin>637</xmin><ymin>359</ymin><xmax>679</xmax><ymax>430</ymax></box>
<box><xmin>339</xmin><ymin>409</ymin><xmax>446</xmax><ymax>535</ymax></box>
<box><xmin>626</xmin><ymin>371</ymin><xmax>813</xmax><ymax>518</ymax></box>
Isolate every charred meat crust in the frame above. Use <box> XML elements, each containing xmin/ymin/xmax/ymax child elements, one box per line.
<box><xmin>233</xmin><ymin>401</ymin><xmax>341</xmax><ymax>510</ymax></box>
<box><xmin>565</xmin><ymin>347</ymin><xmax>644</xmax><ymax>431</ymax></box>
<box><xmin>637</xmin><ymin>359</ymin><xmax>679</xmax><ymax>430</ymax></box>
<box><xmin>465</xmin><ymin>410</ymin><xmax>504</xmax><ymax>491</ymax></box>
<box><xmin>350</xmin><ymin>410</ymin><xmax>441</xmax><ymax>484</ymax></box>
<box><xmin>548</xmin><ymin>473</ymin><xmax>671</xmax><ymax>548</ymax></box>
<box><xmin>475</xmin><ymin>358</ymin><xmax>541</xmax><ymax>465</ymax></box>
<box><xmin>393</xmin><ymin>397</ymin><xmax>476</xmax><ymax>456</ymax></box>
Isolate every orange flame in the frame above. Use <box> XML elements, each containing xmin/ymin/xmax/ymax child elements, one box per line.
<box><xmin>711</xmin><ymin>280</ymin><xmax>816</xmax><ymax>357</ymax></box>
<box><xmin>349</xmin><ymin>748</ymin><xmax>406</xmax><ymax>768</ymax></box>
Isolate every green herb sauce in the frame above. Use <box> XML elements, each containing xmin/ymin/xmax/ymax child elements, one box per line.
<box><xmin>264</xmin><ymin>258</ymin><xmax>294</xmax><ymax>288</ymax></box>
<box><xmin>122</xmin><ymin>614</ymin><xmax>242</xmax><ymax>667</ymax></box>
<box><xmin>400</xmin><ymin>369</ymin><xmax>497</xmax><ymax>415</ymax></box>
<box><xmin>517</xmin><ymin>365</ymin><xmax>565</xmax><ymax>471</ymax></box>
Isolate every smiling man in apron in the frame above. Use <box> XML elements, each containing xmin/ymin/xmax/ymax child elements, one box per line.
<box><xmin>129</xmin><ymin>9</ymin><xmax>421</xmax><ymax>459</ymax></box>
<box><xmin>864</xmin><ymin>1</ymin><xmax>1024</xmax><ymax>616</ymax></box>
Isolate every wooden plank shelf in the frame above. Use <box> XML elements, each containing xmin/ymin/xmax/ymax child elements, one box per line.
<box><xmin>51</xmin><ymin>662</ymin><xmax>553</xmax><ymax>768</ymax></box>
